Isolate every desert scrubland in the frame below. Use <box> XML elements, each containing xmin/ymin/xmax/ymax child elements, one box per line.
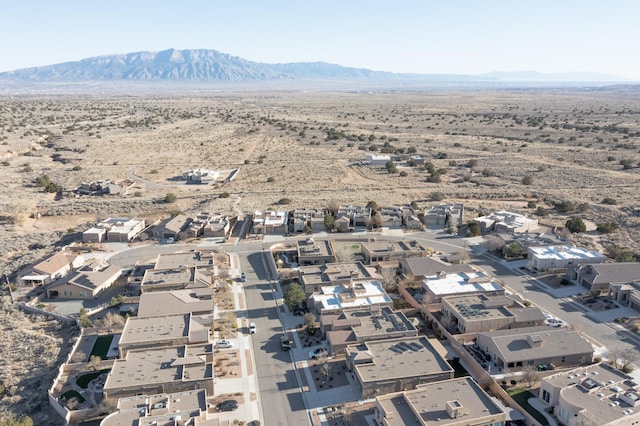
<box><xmin>1</xmin><ymin>89</ymin><xmax>640</xmax><ymax>420</ymax></box>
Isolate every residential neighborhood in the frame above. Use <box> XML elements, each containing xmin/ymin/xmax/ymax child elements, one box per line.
<box><xmin>8</xmin><ymin>201</ymin><xmax>640</xmax><ymax>426</ymax></box>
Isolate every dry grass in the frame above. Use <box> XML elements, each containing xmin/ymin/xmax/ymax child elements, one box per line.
<box><xmin>2</xmin><ymin>90</ymin><xmax>640</xmax><ymax>421</ymax></box>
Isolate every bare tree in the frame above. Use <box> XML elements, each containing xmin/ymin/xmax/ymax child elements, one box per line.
<box><xmin>321</xmin><ymin>360</ymin><xmax>331</xmax><ymax>379</ymax></box>
<box><xmin>327</xmin><ymin>200</ymin><xmax>340</xmax><ymax>215</ymax></box>
<box><xmin>521</xmin><ymin>365</ymin><xmax>538</xmax><ymax>388</ymax></box>
<box><xmin>456</xmin><ymin>249</ymin><xmax>470</xmax><ymax>263</ymax></box>
<box><xmin>379</xmin><ymin>266</ymin><xmax>398</xmax><ymax>292</ymax></box>
<box><xmin>484</xmin><ymin>234</ymin><xmax>506</xmax><ymax>252</ymax></box>
<box><xmin>89</xmin><ymin>355</ymin><xmax>102</xmax><ymax>371</ymax></box>
<box><xmin>606</xmin><ymin>348</ymin><xmax>627</xmax><ymax>369</ymax></box>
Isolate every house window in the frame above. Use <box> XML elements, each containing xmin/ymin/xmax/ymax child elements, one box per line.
<box><xmin>542</xmin><ymin>389</ymin><xmax>550</xmax><ymax>403</ymax></box>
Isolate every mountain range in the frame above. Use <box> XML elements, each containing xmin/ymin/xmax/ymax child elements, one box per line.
<box><xmin>0</xmin><ymin>48</ymin><xmax>628</xmax><ymax>84</ymax></box>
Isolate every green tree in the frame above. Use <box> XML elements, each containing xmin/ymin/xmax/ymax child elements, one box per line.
<box><xmin>284</xmin><ymin>282</ymin><xmax>306</xmax><ymax>309</ymax></box>
<box><xmin>366</xmin><ymin>200</ymin><xmax>378</xmax><ymax>212</ymax></box>
<box><xmin>385</xmin><ymin>160</ymin><xmax>398</xmax><ymax>173</ymax></box>
<box><xmin>505</xmin><ymin>241</ymin><xmax>524</xmax><ymax>258</ymax></box>
<box><xmin>78</xmin><ymin>308</ymin><xmax>93</xmax><ymax>328</ymax></box>
<box><xmin>324</xmin><ymin>213</ymin><xmax>334</xmax><ymax>230</ymax></box>
<box><xmin>467</xmin><ymin>221</ymin><xmax>481</xmax><ymax>237</ymax></box>
<box><xmin>109</xmin><ymin>294</ymin><xmax>124</xmax><ymax>307</ymax></box>
<box><xmin>565</xmin><ymin>217</ymin><xmax>586</xmax><ymax>233</ymax></box>
<box><xmin>164</xmin><ymin>192</ymin><xmax>177</xmax><ymax>203</ymax></box>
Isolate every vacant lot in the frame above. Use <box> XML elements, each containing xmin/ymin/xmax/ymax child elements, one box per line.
<box><xmin>1</xmin><ymin>89</ymin><xmax>640</xmax><ymax>421</ymax></box>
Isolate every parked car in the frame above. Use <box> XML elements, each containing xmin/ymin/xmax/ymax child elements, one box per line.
<box><xmin>216</xmin><ymin>399</ymin><xmax>238</xmax><ymax>412</ymax></box>
<box><xmin>240</xmin><ymin>272</ymin><xmax>247</xmax><ymax>282</ymax></box>
<box><xmin>280</xmin><ymin>334</ymin><xmax>292</xmax><ymax>351</ymax></box>
<box><xmin>249</xmin><ymin>322</ymin><xmax>256</xmax><ymax>334</ymax></box>
<box><xmin>216</xmin><ymin>339</ymin><xmax>233</xmax><ymax>349</ymax></box>
<box><xmin>308</xmin><ymin>348</ymin><xmax>328</xmax><ymax>359</ymax></box>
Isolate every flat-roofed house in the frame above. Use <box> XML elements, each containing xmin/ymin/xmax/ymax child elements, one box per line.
<box><xmin>421</xmin><ymin>268</ymin><xmax>504</xmax><ymax>304</ymax></box>
<box><xmin>103</xmin><ymin>344</ymin><xmax>213</xmax><ymax>399</ymax></box>
<box><xmin>102</xmin><ymin>389</ymin><xmax>210</xmax><ymax>426</ymax></box>
<box><xmin>298</xmin><ymin>261</ymin><xmax>373</xmax><ymax>295</ymax></box>
<box><xmin>441</xmin><ymin>293</ymin><xmax>545</xmax><ymax>333</ymax></box>
<box><xmin>322</xmin><ymin>306</ymin><xmax>417</xmax><ymax>355</ymax></box>
<box><xmin>475</xmin><ymin>326</ymin><xmax>593</xmax><ymax>372</ymax></box>
<box><xmin>345</xmin><ymin>336</ymin><xmax>454</xmax><ymax>398</ymax></box>
<box><xmin>374</xmin><ymin>377</ymin><xmax>506</xmax><ymax>426</ymax></box>
<box><xmin>422</xmin><ymin>203</ymin><xmax>464</xmax><ymax>228</ymax></box>
<box><xmin>202</xmin><ymin>213</ymin><xmax>230</xmax><ymax>238</ymax></box>
<box><xmin>360</xmin><ymin>240</ymin><xmax>432</xmax><ymax>264</ymax></box>
<box><xmin>527</xmin><ymin>245</ymin><xmax>607</xmax><ymax>271</ymax></box>
<box><xmin>252</xmin><ymin>210</ymin><xmax>288</xmax><ymax>235</ymax></box>
<box><xmin>310</xmin><ymin>280</ymin><xmax>392</xmax><ymax>314</ymax></box>
<box><xmin>539</xmin><ymin>362</ymin><xmax>640</xmax><ymax>426</ymax></box>
<box><xmin>297</xmin><ymin>237</ymin><xmax>335</xmax><ymax>266</ymax></box>
<box><xmin>474</xmin><ymin>210</ymin><xmax>538</xmax><ymax>234</ymax></box>
<box><xmin>96</xmin><ymin>218</ymin><xmax>145</xmax><ymax>242</ymax></box>
<box><xmin>118</xmin><ymin>312</ymin><xmax>212</xmax><ymax>357</ymax></box>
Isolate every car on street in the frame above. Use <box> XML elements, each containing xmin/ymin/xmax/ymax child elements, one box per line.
<box><xmin>308</xmin><ymin>348</ymin><xmax>328</xmax><ymax>359</ymax></box>
<box><xmin>249</xmin><ymin>322</ymin><xmax>256</xmax><ymax>334</ymax></box>
<box><xmin>545</xmin><ymin>318</ymin><xmax>564</xmax><ymax>327</ymax></box>
<box><xmin>240</xmin><ymin>272</ymin><xmax>247</xmax><ymax>282</ymax></box>
<box><xmin>216</xmin><ymin>399</ymin><xmax>239</xmax><ymax>412</ymax></box>
<box><xmin>216</xmin><ymin>339</ymin><xmax>233</xmax><ymax>349</ymax></box>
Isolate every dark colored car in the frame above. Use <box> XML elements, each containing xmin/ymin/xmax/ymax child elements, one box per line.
<box><xmin>216</xmin><ymin>399</ymin><xmax>239</xmax><ymax>412</ymax></box>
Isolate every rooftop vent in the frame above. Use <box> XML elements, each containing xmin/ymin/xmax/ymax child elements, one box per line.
<box><xmin>446</xmin><ymin>400</ymin><xmax>465</xmax><ymax>419</ymax></box>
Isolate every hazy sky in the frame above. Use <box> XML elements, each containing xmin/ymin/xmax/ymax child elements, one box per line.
<box><xmin>1</xmin><ymin>0</ymin><xmax>638</xmax><ymax>79</ymax></box>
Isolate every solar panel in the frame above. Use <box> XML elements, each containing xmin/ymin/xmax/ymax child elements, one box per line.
<box><xmin>408</xmin><ymin>342</ymin><xmax>424</xmax><ymax>351</ymax></box>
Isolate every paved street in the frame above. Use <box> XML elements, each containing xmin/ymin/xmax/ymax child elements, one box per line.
<box><xmin>101</xmin><ymin>228</ymin><xmax>639</xmax><ymax>425</ymax></box>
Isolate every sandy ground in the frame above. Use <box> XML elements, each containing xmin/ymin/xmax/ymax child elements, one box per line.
<box><xmin>2</xmin><ymin>90</ymin><xmax>640</xmax><ymax>421</ymax></box>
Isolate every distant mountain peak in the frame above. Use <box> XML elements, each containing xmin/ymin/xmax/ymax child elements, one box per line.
<box><xmin>0</xmin><ymin>48</ymin><xmax>631</xmax><ymax>85</ymax></box>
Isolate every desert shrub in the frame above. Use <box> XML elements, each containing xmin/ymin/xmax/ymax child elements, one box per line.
<box><xmin>596</xmin><ymin>222</ymin><xmax>618</xmax><ymax>234</ymax></box>
<box><xmin>565</xmin><ymin>217</ymin><xmax>586</xmax><ymax>233</ymax></box>
<box><xmin>164</xmin><ymin>193</ymin><xmax>177</xmax><ymax>203</ymax></box>
<box><xmin>467</xmin><ymin>221</ymin><xmax>481</xmax><ymax>237</ymax></box>
<box><xmin>276</xmin><ymin>197</ymin><xmax>291</xmax><ymax>205</ymax></box>
<box><xmin>601</xmin><ymin>197</ymin><xmax>617</xmax><ymax>205</ymax></box>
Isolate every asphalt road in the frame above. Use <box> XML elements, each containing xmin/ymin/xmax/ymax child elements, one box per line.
<box><xmin>105</xmin><ymin>230</ymin><xmax>639</xmax><ymax>425</ymax></box>
<box><xmin>474</xmin><ymin>253</ymin><xmax>640</xmax><ymax>354</ymax></box>
<box><xmin>239</xmin><ymin>250</ymin><xmax>308</xmax><ymax>426</ymax></box>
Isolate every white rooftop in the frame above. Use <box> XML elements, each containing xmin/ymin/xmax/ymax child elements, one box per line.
<box><xmin>423</xmin><ymin>271</ymin><xmax>503</xmax><ymax>296</ymax></box>
<box><xmin>529</xmin><ymin>245</ymin><xmax>606</xmax><ymax>261</ymax></box>
<box><xmin>313</xmin><ymin>280</ymin><xmax>391</xmax><ymax>311</ymax></box>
